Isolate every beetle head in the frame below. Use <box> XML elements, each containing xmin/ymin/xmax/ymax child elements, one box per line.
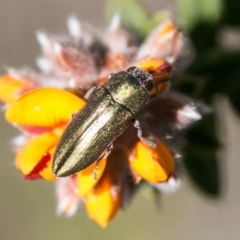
<box><xmin>136</xmin><ymin>58</ymin><xmax>173</xmax><ymax>96</ymax></box>
<box><xmin>127</xmin><ymin>66</ymin><xmax>154</xmax><ymax>92</ymax></box>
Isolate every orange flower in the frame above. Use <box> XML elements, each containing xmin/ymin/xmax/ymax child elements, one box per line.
<box><xmin>6</xmin><ymin>88</ymin><xmax>85</xmax><ymax>179</ymax></box>
<box><xmin>129</xmin><ymin>141</ymin><xmax>175</xmax><ymax>184</ymax></box>
<box><xmin>4</xmin><ymin>84</ymin><xmax>175</xmax><ymax>226</ymax></box>
<box><xmin>0</xmin><ymin>14</ymin><xmax>201</xmax><ymax>227</ymax></box>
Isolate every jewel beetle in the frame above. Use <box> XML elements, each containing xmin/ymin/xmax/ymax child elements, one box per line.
<box><xmin>52</xmin><ymin>65</ymin><xmax>172</xmax><ymax>177</ymax></box>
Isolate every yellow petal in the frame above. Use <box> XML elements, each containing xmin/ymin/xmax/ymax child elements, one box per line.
<box><xmin>137</xmin><ymin>58</ymin><xmax>165</xmax><ymax>72</ymax></box>
<box><xmin>16</xmin><ymin>131</ymin><xmax>60</xmax><ymax>179</ymax></box>
<box><xmin>129</xmin><ymin>141</ymin><xmax>175</xmax><ymax>183</ymax></box>
<box><xmin>76</xmin><ymin>158</ymin><xmax>107</xmax><ymax>196</ymax></box>
<box><xmin>5</xmin><ymin>88</ymin><xmax>85</xmax><ymax>129</ymax></box>
<box><xmin>85</xmin><ymin>173</ymin><xmax>121</xmax><ymax>228</ymax></box>
<box><xmin>0</xmin><ymin>75</ymin><xmax>33</xmax><ymax>103</ymax></box>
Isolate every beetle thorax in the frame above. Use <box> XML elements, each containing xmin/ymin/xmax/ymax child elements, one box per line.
<box><xmin>103</xmin><ymin>70</ymin><xmax>150</xmax><ymax>115</ymax></box>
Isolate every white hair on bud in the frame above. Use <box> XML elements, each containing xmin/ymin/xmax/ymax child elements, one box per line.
<box><xmin>6</xmin><ymin>67</ymin><xmax>23</xmax><ymax>80</ymax></box>
<box><xmin>36</xmin><ymin>31</ymin><xmax>50</xmax><ymax>48</ymax></box>
<box><xmin>111</xmin><ymin>185</ymin><xmax>120</xmax><ymax>201</ymax></box>
<box><xmin>11</xmin><ymin>134</ymin><xmax>28</xmax><ymax>147</ymax></box>
<box><xmin>153</xmin><ymin>177</ymin><xmax>181</xmax><ymax>193</ymax></box>
<box><xmin>109</xmin><ymin>13</ymin><xmax>121</xmax><ymax>31</ymax></box>
<box><xmin>36</xmin><ymin>57</ymin><xmax>52</xmax><ymax>73</ymax></box>
<box><xmin>55</xmin><ymin>178</ymin><xmax>81</xmax><ymax>217</ymax></box>
<box><xmin>56</xmin><ymin>197</ymin><xmax>80</xmax><ymax>217</ymax></box>
<box><xmin>68</xmin><ymin>78</ymin><xmax>76</xmax><ymax>88</ymax></box>
<box><xmin>67</xmin><ymin>15</ymin><xmax>82</xmax><ymax>40</ymax></box>
<box><xmin>53</xmin><ymin>42</ymin><xmax>62</xmax><ymax>54</ymax></box>
<box><xmin>176</xmin><ymin>103</ymin><xmax>202</xmax><ymax>129</ymax></box>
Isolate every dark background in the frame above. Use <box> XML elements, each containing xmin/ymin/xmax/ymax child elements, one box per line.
<box><xmin>0</xmin><ymin>0</ymin><xmax>240</xmax><ymax>239</ymax></box>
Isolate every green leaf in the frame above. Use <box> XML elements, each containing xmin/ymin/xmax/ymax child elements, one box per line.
<box><xmin>176</xmin><ymin>0</ymin><xmax>223</xmax><ymax>53</ymax></box>
<box><xmin>186</xmin><ymin>50</ymin><xmax>240</xmax><ymax>105</ymax></box>
<box><xmin>223</xmin><ymin>0</ymin><xmax>240</xmax><ymax>25</ymax></box>
<box><xmin>177</xmin><ymin>0</ymin><xmax>224</xmax><ymax>32</ymax></box>
<box><xmin>183</xmin><ymin>113</ymin><xmax>221</xmax><ymax>196</ymax></box>
<box><xmin>175</xmin><ymin>75</ymin><xmax>207</xmax><ymax>99</ymax></box>
<box><xmin>106</xmin><ymin>0</ymin><xmax>163</xmax><ymax>38</ymax></box>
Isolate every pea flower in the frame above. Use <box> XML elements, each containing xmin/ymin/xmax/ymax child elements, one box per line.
<box><xmin>0</xmin><ymin>14</ymin><xmax>201</xmax><ymax>227</ymax></box>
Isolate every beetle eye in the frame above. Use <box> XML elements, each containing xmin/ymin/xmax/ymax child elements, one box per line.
<box><xmin>144</xmin><ymin>79</ymin><xmax>154</xmax><ymax>91</ymax></box>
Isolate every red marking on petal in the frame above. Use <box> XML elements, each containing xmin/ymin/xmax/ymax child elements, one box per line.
<box><xmin>158</xmin><ymin>62</ymin><xmax>172</xmax><ymax>73</ymax></box>
<box><xmin>23</xmin><ymin>173</ymin><xmax>42</xmax><ymax>180</ymax></box>
<box><xmin>18</xmin><ymin>125</ymin><xmax>55</xmax><ymax>135</ymax></box>
<box><xmin>23</xmin><ymin>153</ymin><xmax>51</xmax><ymax>180</ymax></box>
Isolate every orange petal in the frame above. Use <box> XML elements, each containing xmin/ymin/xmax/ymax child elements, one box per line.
<box><xmin>158</xmin><ymin>21</ymin><xmax>176</xmax><ymax>37</ymax></box>
<box><xmin>39</xmin><ymin>147</ymin><xmax>57</xmax><ymax>180</ymax></box>
<box><xmin>0</xmin><ymin>75</ymin><xmax>33</xmax><ymax>103</ymax></box>
<box><xmin>16</xmin><ymin>131</ymin><xmax>60</xmax><ymax>180</ymax></box>
<box><xmin>84</xmin><ymin>147</ymin><xmax>128</xmax><ymax>227</ymax></box>
<box><xmin>129</xmin><ymin>141</ymin><xmax>175</xmax><ymax>183</ymax></box>
<box><xmin>85</xmin><ymin>173</ymin><xmax>121</xmax><ymax>228</ymax></box>
<box><xmin>5</xmin><ymin>88</ymin><xmax>85</xmax><ymax>130</ymax></box>
<box><xmin>76</xmin><ymin>158</ymin><xmax>107</xmax><ymax>197</ymax></box>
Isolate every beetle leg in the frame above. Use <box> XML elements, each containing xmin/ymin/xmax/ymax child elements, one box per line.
<box><xmin>104</xmin><ymin>143</ymin><xmax>113</xmax><ymax>158</ymax></box>
<box><xmin>93</xmin><ymin>164</ymin><xmax>99</xmax><ymax>182</ymax></box>
<box><xmin>70</xmin><ymin>87</ymin><xmax>98</xmax><ymax>120</ymax></box>
<box><xmin>133</xmin><ymin>119</ymin><xmax>156</xmax><ymax>148</ymax></box>
<box><xmin>97</xmin><ymin>143</ymin><xmax>113</xmax><ymax>161</ymax></box>
<box><xmin>71</xmin><ymin>112</ymin><xmax>77</xmax><ymax>118</ymax></box>
<box><xmin>93</xmin><ymin>143</ymin><xmax>113</xmax><ymax>181</ymax></box>
<box><xmin>84</xmin><ymin>86</ymin><xmax>97</xmax><ymax>100</ymax></box>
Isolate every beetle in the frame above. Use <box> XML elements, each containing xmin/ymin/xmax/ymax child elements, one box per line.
<box><xmin>52</xmin><ymin>65</ymin><xmax>172</xmax><ymax>177</ymax></box>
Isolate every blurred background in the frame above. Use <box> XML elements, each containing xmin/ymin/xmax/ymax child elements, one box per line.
<box><xmin>1</xmin><ymin>0</ymin><xmax>240</xmax><ymax>239</ymax></box>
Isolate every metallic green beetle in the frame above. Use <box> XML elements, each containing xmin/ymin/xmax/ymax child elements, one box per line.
<box><xmin>52</xmin><ymin>66</ymin><xmax>171</xmax><ymax>177</ymax></box>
